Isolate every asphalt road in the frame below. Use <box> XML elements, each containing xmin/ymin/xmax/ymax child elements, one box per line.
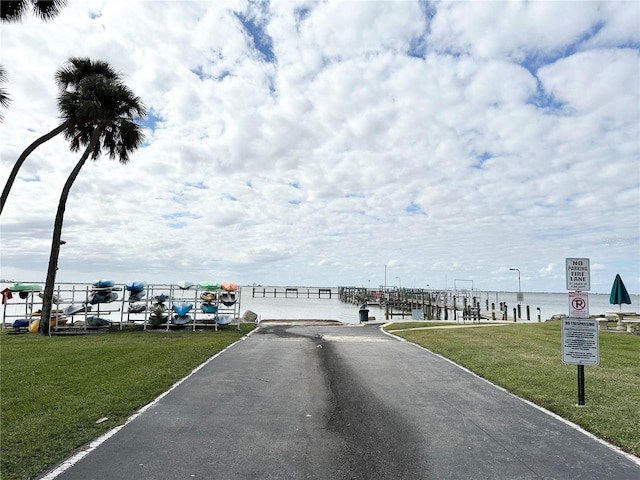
<box><xmin>45</xmin><ymin>323</ymin><xmax>640</xmax><ymax>479</ymax></box>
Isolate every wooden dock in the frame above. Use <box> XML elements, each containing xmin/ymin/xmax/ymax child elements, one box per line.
<box><xmin>338</xmin><ymin>287</ymin><xmax>542</xmax><ymax>322</ymax></box>
<box><xmin>251</xmin><ymin>287</ymin><xmax>334</xmax><ymax>299</ymax></box>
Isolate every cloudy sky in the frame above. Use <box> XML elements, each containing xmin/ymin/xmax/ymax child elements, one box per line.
<box><xmin>0</xmin><ymin>0</ymin><xmax>638</xmax><ymax>293</ymax></box>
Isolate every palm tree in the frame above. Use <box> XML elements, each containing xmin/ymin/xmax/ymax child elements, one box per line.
<box><xmin>1</xmin><ymin>58</ymin><xmax>120</xmax><ymax>215</ymax></box>
<box><xmin>1</xmin><ymin>0</ymin><xmax>67</xmax><ymax>22</ymax></box>
<box><xmin>39</xmin><ymin>70</ymin><xmax>146</xmax><ymax>334</ymax></box>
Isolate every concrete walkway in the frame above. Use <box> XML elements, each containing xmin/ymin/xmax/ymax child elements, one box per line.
<box><xmin>43</xmin><ymin>323</ymin><xmax>640</xmax><ymax>480</ymax></box>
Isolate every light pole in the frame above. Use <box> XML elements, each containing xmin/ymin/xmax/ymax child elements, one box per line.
<box><xmin>509</xmin><ymin>268</ymin><xmax>523</xmax><ymax>302</ymax></box>
<box><xmin>396</xmin><ymin>276</ymin><xmax>401</xmax><ymax>289</ymax></box>
<box><xmin>384</xmin><ymin>264</ymin><xmax>387</xmax><ymax>291</ymax></box>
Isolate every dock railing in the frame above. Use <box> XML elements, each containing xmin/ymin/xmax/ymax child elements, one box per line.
<box><xmin>338</xmin><ymin>287</ymin><xmax>542</xmax><ymax>322</ymax></box>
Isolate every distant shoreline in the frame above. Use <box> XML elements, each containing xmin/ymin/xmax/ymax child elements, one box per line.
<box><xmin>0</xmin><ymin>281</ymin><xmax>631</xmax><ymax>296</ymax></box>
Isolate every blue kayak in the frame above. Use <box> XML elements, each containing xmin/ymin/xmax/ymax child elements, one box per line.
<box><xmin>172</xmin><ymin>314</ymin><xmax>192</xmax><ymax>325</ymax></box>
<box><xmin>172</xmin><ymin>302</ymin><xmax>193</xmax><ymax>316</ymax></box>
<box><xmin>215</xmin><ymin>315</ymin><xmax>233</xmax><ymax>326</ymax></box>
<box><xmin>125</xmin><ymin>280</ymin><xmax>146</xmax><ymax>293</ymax></box>
<box><xmin>201</xmin><ymin>303</ymin><xmax>218</xmax><ymax>314</ymax></box>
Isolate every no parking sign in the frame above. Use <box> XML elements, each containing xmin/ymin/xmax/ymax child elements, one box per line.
<box><xmin>568</xmin><ymin>291</ymin><xmax>589</xmax><ymax>318</ymax></box>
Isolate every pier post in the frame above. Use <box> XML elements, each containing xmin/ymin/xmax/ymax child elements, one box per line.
<box><xmin>526</xmin><ymin>305</ymin><xmax>530</xmax><ymax>321</ymax></box>
<box><xmin>452</xmin><ymin>297</ymin><xmax>456</xmax><ymax>320</ymax></box>
<box><xmin>513</xmin><ymin>307</ymin><xmax>517</xmax><ymax>322</ymax></box>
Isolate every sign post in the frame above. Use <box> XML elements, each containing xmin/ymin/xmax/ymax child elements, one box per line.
<box><xmin>568</xmin><ymin>291</ymin><xmax>589</xmax><ymax>318</ymax></box>
<box><xmin>561</xmin><ymin>318</ymin><xmax>599</xmax><ymax>405</ymax></box>
<box><xmin>566</xmin><ymin>258</ymin><xmax>590</xmax><ymax>291</ymax></box>
<box><xmin>564</xmin><ymin>257</ymin><xmax>596</xmax><ymax>406</ymax></box>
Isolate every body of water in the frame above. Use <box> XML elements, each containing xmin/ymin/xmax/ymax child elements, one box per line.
<box><xmin>2</xmin><ymin>283</ymin><xmax>638</xmax><ymax>327</ymax></box>
<box><xmin>243</xmin><ymin>289</ymin><xmax>640</xmax><ymax>324</ymax></box>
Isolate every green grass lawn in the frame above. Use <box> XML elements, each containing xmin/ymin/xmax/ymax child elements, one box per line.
<box><xmin>2</xmin><ymin>322</ymin><xmax>637</xmax><ymax>479</ymax></box>
<box><xmin>386</xmin><ymin>321</ymin><xmax>640</xmax><ymax>458</ymax></box>
<box><xmin>0</xmin><ymin>325</ymin><xmax>255</xmax><ymax>480</ymax></box>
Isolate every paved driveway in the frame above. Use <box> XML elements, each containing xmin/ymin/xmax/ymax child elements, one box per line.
<box><xmin>45</xmin><ymin>323</ymin><xmax>640</xmax><ymax>479</ymax></box>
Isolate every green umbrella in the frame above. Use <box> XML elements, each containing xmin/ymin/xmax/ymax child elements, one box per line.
<box><xmin>609</xmin><ymin>274</ymin><xmax>631</xmax><ymax>310</ymax></box>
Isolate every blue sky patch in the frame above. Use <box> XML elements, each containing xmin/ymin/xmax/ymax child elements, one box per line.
<box><xmin>191</xmin><ymin>64</ymin><xmax>234</xmax><ymax>82</ymax></box>
<box><xmin>162</xmin><ymin>212</ymin><xmax>202</xmax><ymax>221</ymax></box>
<box><xmin>519</xmin><ymin>21</ymin><xmax>606</xmax><ymax>75</ymax></box>
<box><xmin>140</xmin><ymin>109</ymin><xmax>163</xmax><ymax>131</ymax></box>
<box><xmin>407</xmin><ymin>0</ymin><xmax>436</xmax><ymax>59</ymax></box>
<box><xmin>185</xmin><ymin>182</ymin><xmax>208</xmax><ymax>190</ymax></box>
<box><xmin>235</xmin><ymin>10</ymin><xmax>276</xmax><ymax>63</ymax></box>
<box><xmin>473</xmin><ymin>152</ymin><xmax>493</xmax><ymax>169</ymax></box>
<box><xmin>527</xmin><ymin>81</ymin><xmax>566</xmax><ymax>112</ymax></box>
<box><xmin>18</xmin><ymin>175</ymin><xmax>41</xmax><ymax>182</ymax></box>
<box><xmin>294</xmin><ymin>6</ymin><xmax>312</xmax><ymax>30</ymax></box>
<box><xmin>406</xmin><ymin>202</ymin><xmax>427</xmax><ymax>215</ymax></box>
<box><xmin>167</xmin><ymin>221</ymin><xmax>186</xmax><ymax>229</ymax></box>
<box><xmin>162</xmin><ymin>211</ymin><xmax>201</xmax><ymax>229</ymax></box>
<box><xmin>408</xmin><ymin>37</ymin><xmax>427</xmax><ymax>59</ymax></box>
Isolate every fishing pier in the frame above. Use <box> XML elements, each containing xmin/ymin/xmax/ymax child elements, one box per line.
<box><xmin>338</xmin><ymin>287</ymin><xmax>542</xmax><ymax>322</ymax></box>
<box><xmin>251</xmin><ymin>286</ymin><xmax>334</xmax><ymax>299</ymax></box>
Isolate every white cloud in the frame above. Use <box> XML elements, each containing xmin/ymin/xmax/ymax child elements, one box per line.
<box><xmin>0</xmin><ymin>1</ymin><xmax>638</xmax><ymax>294</ymax></box>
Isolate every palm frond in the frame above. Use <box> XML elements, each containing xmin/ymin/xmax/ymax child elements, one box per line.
<box><xmin>1</xmin><ymin>0</ymin><xmax>67</xmax><ymax>23</ymax></box>
<box><xmin>1</xmin><ymin>1</ymin><xmax>28</xmax><ymax>22</ymax></box>
<box><xmin>0</xmin><ymin>65</ymin><xmax>10</xmax><ymax>120</ymax></box>
<box><xmin>31</xmin><ymin>0</ymin><xmax>67</xmax><ymax>21</ymax></box>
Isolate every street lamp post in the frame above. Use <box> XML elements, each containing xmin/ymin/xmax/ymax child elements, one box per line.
<box><xmin>509</xmin><ymin>268</ymin><xmax>523</xmax><ymax>302</ymax></box>
<box><xmin>384</xmin><ymin>264</ymin><xmax>387</xmax><ymax>291</ymax></box>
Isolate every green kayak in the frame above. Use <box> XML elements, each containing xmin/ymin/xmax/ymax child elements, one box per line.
<box><xmin>9</xmin><ymin>283</ymin><xmax>42</xmax><ymax>292</ymax></box>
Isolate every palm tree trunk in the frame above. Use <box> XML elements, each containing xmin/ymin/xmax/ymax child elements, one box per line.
<box><xmin>40</xmin><ymin>129</ymin><xmax>102</xmax><ymax>334</ymax></box>
<box><xmin>0</xmin><ymin>122</ymin><xmax>67</xmax><ymax>216</ymax></box>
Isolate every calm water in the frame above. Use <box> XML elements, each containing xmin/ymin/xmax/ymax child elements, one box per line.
<box><xmin>3</xmin><ymin>283</ymin><xmax>638</xmax><ymax>326</ymax></box>
<box><xmin>242</xmin><ymin>289</ymin><xmax>639</xmax><ymax>323</ymax></box>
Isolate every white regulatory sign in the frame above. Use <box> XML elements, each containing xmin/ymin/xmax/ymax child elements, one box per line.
<box><xmin>568</xmin><ymin>291</ymin><xmax>589</xmax><ymax>318</ymax></box>
<box><xmin>561</xmin><ymin>318</ymin><xmax>599</xmax><ymax>366</ymax></box>
<box><xmin>566</xmin><ymin>258</ymin><xmax>590</xmax><ymax>291</ymax></box>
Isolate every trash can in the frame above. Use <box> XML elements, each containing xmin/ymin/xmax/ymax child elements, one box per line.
<box><xmin>359</xmin><ymin>309</ymin><xmax>369</xmax><ymax>322</ymax></box>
